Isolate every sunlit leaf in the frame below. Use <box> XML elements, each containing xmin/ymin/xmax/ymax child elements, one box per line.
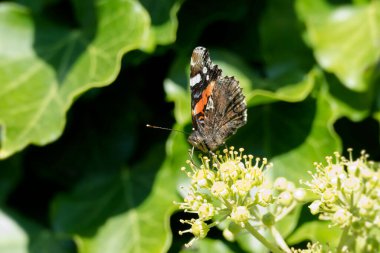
<box><xmin>296</xmin><ymin>0</ymin><xmax>380</xmax><ymax>91</ymax></box>
<box><xmin>287</xmin><ymin>221</ymin><xmax>341</xmax><ymax>247</ymax></box>
<box><xmin>0</xmin><ymin>209</ymin><xmax>69</xmax><ymax>253</ymax></box>
<box><xmin>0</xmin><ymin>0</ymin><xmax>152</xmax><ymax>158</ymax></box>
<box><xmin>236</xmin><ymin>229</ymin><xmax>270</xmax><ymax>253</ymax></box>
<box><xmin>180</xmin><ymin>238</ymin><xmax>235</xmax><ymax>253</ymax></box>
<box><xmin>140</xmin><ymin>0</ymin><xmax>182</xmax><ymax>45</ymax></box>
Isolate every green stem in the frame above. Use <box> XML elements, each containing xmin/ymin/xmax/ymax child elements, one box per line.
<box><xmin>275</xmin><ymin>202</ymin><xmax>296</xmax><ymax>222</ymax></box>
<box><xmin>337</xmin><ymin>227</ymin><xmax>349</xmax><ymax>253</ymax></box>
<box><xmin>270</xmin><ymin>226</ymin><xmax>291</xmax><ymax>253</ymax></box>
<box><xmin>243</xmin><ymin>222</ymin><xmax>284</xmax><ymax>253</ymax></box>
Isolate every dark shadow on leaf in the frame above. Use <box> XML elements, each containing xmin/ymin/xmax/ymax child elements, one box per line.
<box><xmin>327</xmin><ymin>74</ymin><xmax>374</xmax><ymax>112</ymax></box>
<box><xmin>0</xmin><ymin>207</ymin><xmax>76</xmax><ymax>253</ymax></box>
<box><xmin>139</xmin><ymin>0</ymin><xmax>178</xmax><ymax>25</ymax></box>
<box><xmin>334</xmin><ymin>117</ymin><xmax>380</xmax><ymax>161</ymax></box>
<box><xmin>176</xmin><ymin>0</ymin><xmax>251</xmax><ymax>50</ymax></box>
<box><xmin>51</xmin><ymin>143</ymin><xmax>165</xmax><ymax>237</ymax></box>
<box><xmin>0</xmin><ymin>154</ymin><xmax>22</xmax><ymax>204</ymax></box>
<box><xmin>232</xmin><ymin>98</ymin><xmax>316</xmax><ymax>157</ymax></box>
<box><xmin>32</xmin><ymin>0</ymin><xmax>97</xmax><ymax>84</ymax></box>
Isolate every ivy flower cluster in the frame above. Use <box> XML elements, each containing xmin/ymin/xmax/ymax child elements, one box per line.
<box><xmin>304</xmin><ymin>149</ymin><xmax>380</xmax><ymax>250</ymax></box>
<box><xmin>291</xmin><ymin>242</ymin><xmax>327</xmax><ymax>253</ymax></box>
<box><xmin>176</xmin><ymin>147</ymin><xmax>305</xmax><ymax>251</ymax></box>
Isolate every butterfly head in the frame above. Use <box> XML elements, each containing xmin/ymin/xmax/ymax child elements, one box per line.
<box><xmin>188</xmin><ymin>131</ymin><xmax>209</xmax><ymax>153</ymax></box>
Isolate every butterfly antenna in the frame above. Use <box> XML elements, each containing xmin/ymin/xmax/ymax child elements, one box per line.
<box><xmin>146</xmin><ymin>124</ymin><xmax>189</xmax><ymax>135</ymax></box>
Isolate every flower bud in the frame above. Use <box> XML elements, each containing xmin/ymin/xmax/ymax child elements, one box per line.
<box><xmin>223</xmin><ymin>228</ymin><xmax>235</xmax><ymax>242</ymax></box>
<box><xmin>232</xmin><ymin>179</ymin><xmax>252</xmax><ymax>196</ymax></box>
<box><xmin>258</xmin><ymin>188</ymin><xmax>273</xmax><ymax>206</ymax></box>
<box><xmin>333</xmin><ymin>208</ymin><xmax>351</xmax><ymax>227</ymax></box>
<box><xmin>294</xmin><ymin>188</ymin><xmax>306</xmax><ymax>202</ymax></box>
<box><xmin>358</xmin><ymin>195</ymin><xmax>374</xmax><ymax>210</ymax></box>
<box><xmin>211</xmin><ymin>181</ymin><xmax>229</xmax><ymax>197</ymax></box>
<box><xmin>191</xmin><ymin>220</ymin><xmax>210</xmax><ymax>239</ymax></box>
<box><xmin>278</xmin><ymin>191</ymin><xmax>293</xmax><ymax>206</ymax></box>
<box><xmin>198</xmin><ymin>203</ymin><xmax>215</xmax><ymax>220</ymax></box>
<box><xmin>309</xmin><ymin>200</ymin><xmax>322</xmax><ymax>215</ymax></box>
<box><xmin>262</xmin><ymin>212</ymin><xmax>275</xmax><ymax>226</ymax></box>
<box><xmin>219</xmin><ymin>161</ymin><xmax>240</xmax><ymax>180</ymax></box>
<box><xmin>342</xmin><ymin>177</ymin><xmax>360</xmax><ymax>193</ymax></box>
<box><xmin>321</xmin><ymin>189</ymin><xmax>336</xmax><ymax>203</ymax></box>
<box><xmin>274</xmin><ymin>177</ymin><xmax>288</xmax><ymax>191</ymax></box>
<box><xmin>231</xmin><ymin>206</ymin><xmax>250</xmax><ymax>224</ymax></box>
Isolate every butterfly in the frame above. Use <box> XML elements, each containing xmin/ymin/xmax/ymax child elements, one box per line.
<box><xmin>187</xmin><ymin>47</ymin><xmax>247</xmax><ymax>153</ymax></box>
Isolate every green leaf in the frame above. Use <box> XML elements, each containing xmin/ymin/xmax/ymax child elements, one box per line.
<box><xmin>235</xmin><ymin>229</ymin><xmax>270</xmax><ymax>253</ymax></box>
<box><xmin>0</xmin><ymin>154</ymin><xmax>22</xmax><ymax>203</ymax></box>
<box><xmin>0</xmin><ymin>210</ymin><xmax>28</xmax><ymax>253</ymax></box>
<box><xmin>0</xmin><ymin>209</ymin><xmax>70</xmax><ymax>253</ymax></box>
<box><xmin>180</xmin><ymin>238</ymin><xmax>235</xmax><ymax>253</ymax></box>
<box><xmin>324</xmin><ymin>75</ymin><xmax>375</xmax><ymax>122</ymax></box>
<box><xmin>260</xmin><ymin>0</ymin><xmax>314</xmax><ymax>82</ymax></box>
<box><xmin>287</xmin><ymin>221</ymin><xmax>341</xmax><ymax>247</ymax></box>
<box><xmin>296</xmin><ymin>0</ymin><xmax>380</xmax><ymax>91</ymax></box>
<box><xmin>52</xmin><ymin>132</ymin><xmax>189</xmax><ymax>253</ymax></box>
<box><xmin>247</xmin><ymin>67</ymin><xmax>318</xmax><ymax>106</ymax></box>
<box><xmin>140</xmin><ymin>0</ymin><xmax>182</xmax><ymax>45</ymax></box>
<box><xmin>164</xmin><ymin>78</ymin><xmax>189</xmax><ymax>126</ymax></box>
<box><xmin>0</xmin><ymin>0</ymin><xmax>151</xmax><ymax>159</ymax></box>
<box><xmin>276</xmin><ymin>205</ymin><xmax>303</xmax><ymax>238</ymax></box>
<box><xmin>268</xmin><ymin>83</ymin><xmax>341</xmax><ymax>183</ymax></box>
<box><xmin>234</xmin><ymin>70</ymin><xmax>340</xmax><ymax>183</ymax></box>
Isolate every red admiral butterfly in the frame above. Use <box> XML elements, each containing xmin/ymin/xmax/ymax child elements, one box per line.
<box><xmin>188</xmin><ymin>47</ymin><xmax>247</xmax><ymax>153</ymax></box>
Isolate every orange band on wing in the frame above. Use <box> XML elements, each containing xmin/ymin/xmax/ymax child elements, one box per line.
<box><xmin>194</xmin><ymin>81</ymin><xmax>215</xmax><ymax>116</ymax></box>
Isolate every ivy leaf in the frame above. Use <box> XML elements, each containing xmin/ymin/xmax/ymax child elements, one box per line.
<box><xmin>296</xmin><ymin>0</ymin><xmax>380</xmax><ymax>91</ymax></box>
<box><xmin>51</xmin><ymin>132</ymin><xmax>189</xmax><ymax>253</ymax></box>
<box><xmin>0</xmin><ymin>154</ymin><xmax>22</xmax><ymax>203</ymax></box>
<box><xmin>140</xmin><ymin>0</ymin><xmax>182</xmax><ymax>45</ymax></box>
<box><xmin>0</xmin><ymin>209</ymin><xmax>70</xmax><ymax>253</ymax></box>
<box><xmin>180</xmin><ymin>238</ymin><xmax>235</xmax><ymax>253</ymax></box>
<box><xmin>287</xmin><ymin>221</ymin><xmax>341</xmax><ymax>247</ymax></box>
<box><xmin>267</xmin><ymin>81</ymin><xmax>341</xmax><ymax>183</ymax></box>
<box><xmin>260</xmin><ymin>0</ymin><xmax>314</xmax><ymax>82</ymax></box>
<box><xmin>0</xmin><ymin>0</ymin><xmax>151</xmax><ymax>159</ymax></box>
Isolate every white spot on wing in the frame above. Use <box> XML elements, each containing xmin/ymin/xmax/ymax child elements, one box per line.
<box><xmin>203</xmin><ymin>67</ymin><xmax>207</xmax><ymax>73</ymax></box>
<box><xmin>190</xmin><ymin>73</ymin><xmax>201</xmax><ymax>87</ymax></box>
<box><xmin>206</xmin><ymin>97</ymin><xmax>214</xmax><ymax>110</ymax></box>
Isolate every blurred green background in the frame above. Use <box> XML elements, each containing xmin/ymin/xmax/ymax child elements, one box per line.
<box><xmin>0</xmin><ymin>0</ymin><xmax>379</xmax><ymax>252</ymax></box>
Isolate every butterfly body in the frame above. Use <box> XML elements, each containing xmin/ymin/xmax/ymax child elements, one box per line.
<box><xmin>188</xmin><ymin>47</ymin><xmax>247</xmax><ymax>153</ymax></box>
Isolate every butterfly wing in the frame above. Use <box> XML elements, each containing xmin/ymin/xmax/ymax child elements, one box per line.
<box><xmin>188</xmin><ymin>46</ymin><xmax>247</xmax><ymax>152</ymax></box>
<box><xmin>202</xmin><ymin>75</ymin><xmax>247</xmax><ymax>150</ymax></box>
<box><xmin>189</xmin><ymin>47</ymin><xmax>221</xmax><ymax>131</ymax></box>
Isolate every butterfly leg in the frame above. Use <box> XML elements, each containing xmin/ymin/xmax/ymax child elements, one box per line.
<box><xmin>187</xmin><ymin>147</ymin><xmax>198</xmax><ymax>166</ymax></box>
<box><xmin>189</xmin><ymin>146</ymin><xmax>195</xmax><ymax>158</ymax></box>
